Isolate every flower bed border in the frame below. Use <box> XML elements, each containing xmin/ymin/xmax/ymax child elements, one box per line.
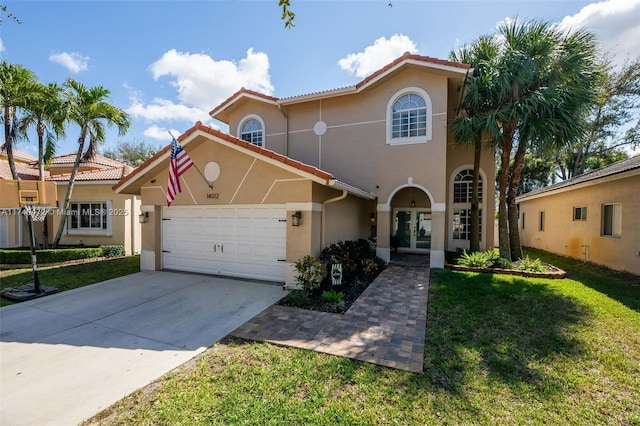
<box><xmin>445</xmin><ymin>262</ymin><xmax>566</xmax><ymax>279</ymax></box>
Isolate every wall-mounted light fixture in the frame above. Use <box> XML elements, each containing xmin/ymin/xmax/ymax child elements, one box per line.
<box><xmin>291</xmin><ymin>211</ymin><xmax>302</xmax><ymax>227</ymax></box>
<box><xmin>370</xmin><ymin>212</ymin><xmax>376</xmax><ymax>223</ymax></box>
<box><xmin>139</xmin><ymin>212</ymin><xmax>149</xmax><ymax>224</ymax></box>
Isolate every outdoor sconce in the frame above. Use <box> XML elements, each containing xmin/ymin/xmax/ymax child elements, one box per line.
<box><xmin>291</xmin><ymin>211</ymin><xmax>302</xmax><ymax>227</ymax></box>
<box><xmin>370</xmin><ymin>212</ymin><xmax>376</xmax><ymax>223</ymax></box>
<box><xmin>139</xmin><ymin>212</ymin><xmax>149</xmax><ymax>224</ymax></box>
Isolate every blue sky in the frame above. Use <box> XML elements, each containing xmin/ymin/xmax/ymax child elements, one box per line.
<box><xmin>2</xmin><ymin>0</ymin><xmax>639</xmax><ymax>157</ymax></box>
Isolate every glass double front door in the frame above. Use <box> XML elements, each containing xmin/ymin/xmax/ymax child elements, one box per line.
<box><xmin>393</xmin><ymin>208</ymin><xmax>431</xmax><ymax>251</ymax></box>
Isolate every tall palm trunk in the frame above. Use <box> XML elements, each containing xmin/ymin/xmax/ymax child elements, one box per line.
<box><xmin>3</xmin><ymin>104</ymin><xmax>18</xmax><ymax>179</ymax></box>
<box><xmin>469</xmin><ymin>136</ymin><xmax>482</xmax><ymax>252</ymax></box>
<box><xmin>498</xmin><ymin>122</ymin><xmax>515</xmax><ymax>260</ymax></box>
<box><xmin>507</xmin><ymin>140</ymin><xmax>527</xmax><ymax>260</ymax></box>
<box><xmin>53</xmin><ymin>131</ymin><xmax>86</xmax><ymax>247</ymax></box>
<box><xmin>37</xmin><ymin>119</ymin><xmax>50</xmax><ymax>247</ymax></box>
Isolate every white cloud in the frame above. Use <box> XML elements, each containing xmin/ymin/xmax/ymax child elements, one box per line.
<box><xmin>128</xmin><ymin>48</ymin><xmax>273</xmax><ymax>128</ymax></box>
<box><xmin>143</xmin><ymin>125</ymin><xmax>184</xmax><ymax>141</ymax></box>
<box><xmin>0</xmin><ymin>39</ymin><xmax>4</xmax><ymax>52</ymax></box>
<box><xmin>558</xmin><ymin>0</ymin><xmax>640</xmax><ymax>68</ymax></box>
<box><xmin>127</xmin><ymin>97</ymin><xmax>209</xmax><ymax>123</ymax></box>
<box><xmin>338</xmin><ymin>34</ymin><xmax>418</xmax><ymax>78</ymax></box>
<box><xmin>49</xmin><ymin>51</ymin><xmax>89</xmax><ymax>73</ymax></box>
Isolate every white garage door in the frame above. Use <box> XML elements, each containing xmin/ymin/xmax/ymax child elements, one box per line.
<box><xmin>162</xmin><ymin>205</ymin><xmax>287</xmax><ymax>282</ymax></box>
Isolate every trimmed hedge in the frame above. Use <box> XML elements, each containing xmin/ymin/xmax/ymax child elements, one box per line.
<box><xmin>0</xmin><ymin>245</ymin><xmax>125</xmax><ymax>264</ymax></box>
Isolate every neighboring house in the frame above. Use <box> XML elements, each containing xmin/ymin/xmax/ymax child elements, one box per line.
<box><xmin>0</xmin><ymin>150</ymin><xmax>141</xmax><ymax>255</ymax></box>
<box><xmin>517</xmin><ymin>155</ymin><xmax>640</xmax><ymax>275</ymax></box>
<box><xmin>114</xmin><ymin>53</ymin><xmax>496</xmax><ymax>285</ymax></box>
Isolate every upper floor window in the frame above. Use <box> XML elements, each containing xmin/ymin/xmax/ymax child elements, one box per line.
<box><xmin>239</xmin><ymin>116</ymin><xmax>263</xmax><ymax>146</ymax></box>
<box><xmin>386</xmin><ymin>87</ymin><xmax>433</xmax><ymax>145</ymax></box>
<box><xmin>453</xmin><ymin>169</ymin><xmax>483</xmax><ymax>203</ymax></box>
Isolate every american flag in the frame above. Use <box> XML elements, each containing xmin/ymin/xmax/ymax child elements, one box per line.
<box><xmin>166</xmin><ymin>138</ymin><xmax>194</xmax><ymax>206</ymax></box>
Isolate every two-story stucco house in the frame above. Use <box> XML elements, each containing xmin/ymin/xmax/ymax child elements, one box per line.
<box><xmin>114</xmin><ymin>53</ymin><xmax>496</xmax><ymax>286</ymax></box>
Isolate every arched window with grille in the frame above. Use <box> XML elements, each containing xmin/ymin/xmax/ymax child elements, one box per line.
<box><xmin>239</xmin><ymin>116</ymin><xmax>264</xmax><ymax>147</ymax></box>
<box><xmin>386</xmin><ymin>87</ymin><xmax>432</xmax><ymax>145</ymax></box>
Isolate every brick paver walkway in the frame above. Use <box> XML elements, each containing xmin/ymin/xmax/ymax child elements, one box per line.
<box><xmin>230</xmin><ymin>264</ymin><xmax>429</xmax><ymax>372</ymax></box>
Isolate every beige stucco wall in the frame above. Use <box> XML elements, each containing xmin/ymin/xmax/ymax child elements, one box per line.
<box><xmin>519</xmin><ymin>174</ymin><xmax>640</xmax><ymax>275</ymax></box>
<box><xmin>225</xmin><ymin>67</ymin><xmax>494</xmax><ymax>268</ymax></box>
<box><xmin>43</xmin><ymin>183</ymin><xmax>141</xmax><ymax>255</ymax></box>
<box><xmin>133</xmin><ymin>133</ymin><xmax>367</xmax><ymax>285</ymax></box>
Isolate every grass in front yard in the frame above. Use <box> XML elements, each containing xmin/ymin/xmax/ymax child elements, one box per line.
<box><xmin>0</xmin><ymin>256</ymin><xmax>140</xmax><ymax>307</ymax></box>
<box><xmin>87</xmin><ymin>252</ymin><xmax>639</xmax><ymax>425</ymax></box>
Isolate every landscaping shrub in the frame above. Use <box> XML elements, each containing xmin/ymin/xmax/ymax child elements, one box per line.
<box><xmin>293</xmin><ymin>255</ymin><xmax>323</xmax><ymax>294</ymax></box>
<box><xmin>319</xmin><ymin>239</ymin><xmax>386</xmax><ymax>285</ymax></box>
<box><xmin>286</xmin><ymin>290</ymin><xmax>309</xmax><ymax>307</ymax></box>
<box><xmin>0</xmin><ymin>244</ymin><xmax>124</xmax><ymax>264</ymax></box>
<box><xmin>100</xmin><ymin>245</ymin><xmax>125</xmax><ymax>258</ymax></box>
<box><xmin>321</xmin><ymin>289</ymin><xmax>344</xmax><ymax>304</ymax></box>
<box><xmin>457</xmin><ymin>249</ymin><xmax>490</xmax><ymax>267</ymax></box>
<box><xmin>515</xmin><ymin>255</ymin><xmax>546</xmax><ymax>272</ymax></box>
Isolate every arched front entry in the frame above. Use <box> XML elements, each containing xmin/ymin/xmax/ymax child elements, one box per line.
<box><xmin>390</xmin><ymin>186</ymin><xmax>432</xmax><ymax>252</ymax></box>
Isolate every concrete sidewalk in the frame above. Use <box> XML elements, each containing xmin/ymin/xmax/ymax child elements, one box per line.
<box><xmin>0</xmin><ymin>271</ymin><xmax>284</xmax><ymax>426</ymax></box>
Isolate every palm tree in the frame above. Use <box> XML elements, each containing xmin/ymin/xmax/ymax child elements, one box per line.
<box><xmin>52</xmin><ymin>78</ymin><xmax>130</xmax><ymax>247</ymax></box>
<box><xmin>450</xmin><ymin>36</ymin><xmax>501</xmax><ymax>252</ymax></box>
<box><xmin>491</xmin><ymin>19</ymin><xmax>601</xmax><ymax>260</ymax></box>
<box><xmin>0</xmin><ymin>61</ymin><xmax>39</xmax><ymax>179</ymax></box>
<box><xmin>18</xmin><ymin>82</ymin><xmax>67</xmax><ymax>247</ymax></box>
<box><xmin>18</xmin><ymin>82</ymin><xmax>67</xmax><ymax>180</ymax></box>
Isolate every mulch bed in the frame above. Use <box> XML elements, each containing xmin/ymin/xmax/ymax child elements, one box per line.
<box><xmin>277</xmin><ymin>279</ymin><xmax>372</xmax><ymax>314</ymax></box>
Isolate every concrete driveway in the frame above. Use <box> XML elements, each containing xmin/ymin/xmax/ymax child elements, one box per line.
<box><xmin>0</xmin><ymin>271</ymin><xmax>285</xmax><ymax>426</ymax></box>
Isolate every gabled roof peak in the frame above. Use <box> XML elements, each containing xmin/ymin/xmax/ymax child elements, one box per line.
<box><xmin>210</xmin><ymin>53</ymin><xmax>469</xmax><ymax>122</ymax></box>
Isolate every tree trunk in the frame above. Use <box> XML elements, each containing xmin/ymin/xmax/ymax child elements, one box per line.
<box><xmin>469</xmin><ymin>136</ymin><xmax>482</xmax><ymax>252</ymax></box>
<box><xmin>498</xmin><ymin>123</ymin><xmax>514</xmax><ymax>261</ymax></box>
<box><xmin>508</xmin><ymin>139</ymin><xmax>527</xmax><ymax>261</ymax></box>
<box><xmin>37</xmin><ymin>121</ymin><xmax>49</xmax><ymax>248</ymax></box>
<box><xmin>3</xmin><ymin>105</ymin><xmax>18</xmax><ymax>180</ymax></box>
<box><xmin>53</xmin><ymin>133</ymin><xmax>86</xmax><ymax>247</ymax></box>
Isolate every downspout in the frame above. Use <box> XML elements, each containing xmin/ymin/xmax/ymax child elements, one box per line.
<box><xmin>321</xmin><ymin>190</ymin><xmax>348</xmax><ymax>248</ymax></box>
<box><xmin>277</xmin><ymin>104</ymin><xmax>289</xmax><ymax>156</ymax></box>
<box><xmin>131</xmin><ymin>195</ymin><xmax>137</xmax><ymax>255</ymax></box>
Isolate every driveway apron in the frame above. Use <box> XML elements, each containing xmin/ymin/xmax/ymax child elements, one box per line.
<box><xmin>0</xmin><ymin>271</ymin><xmax>284</xmax><ymax>426</ymax></box>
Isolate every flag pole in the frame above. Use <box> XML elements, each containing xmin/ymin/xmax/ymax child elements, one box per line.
<box><xmin>169</xmin><ymin>131</ymin><xmax>213</xmax><ymax>189</ymax></box>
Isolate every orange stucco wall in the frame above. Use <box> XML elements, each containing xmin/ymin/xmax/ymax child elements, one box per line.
<box><xmin>519</xmin><ymin>174</ymin><xmax>640</xmax><ymax>275</ymax></box>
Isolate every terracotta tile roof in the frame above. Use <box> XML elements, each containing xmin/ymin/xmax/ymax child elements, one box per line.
<box><xmin>47</xmin><ymin>153</ymin><xmax>128</xmax><ymax>169</ymax></box>
<box><xmin>209</xmin><ymin>87</ymin><xmax>279</xmax><ymax>117</ymax></box>
<box><xmin>114</xmin><ymin>121</ymin><xmax>336</xmax><ymax>191</ymax></box>
<box><xmin>210</xmin><ymin>52</ymin><xmax>470</xmax><ymax>120</ymax></box>
<box><xmin>356</xmin><ymin>52</ymin><xmax>470</xmax><ymax>90</ymax></box>
<box><xmin>518</xmin><ymin>154</ymin><xmax>640</xmax><ymax>200</ymax></box>
<box><xmin>0</xmin><ymin>159</ymin><xmax>46</xmax><ymax>180</ymax></box>
<box><xmin>0</xmin><ymin>148</ymin><xmax>38</xmax><ymax>163</ymax></box>
<box><xmin>48</xmin><ymin>166</ymin><xmax>134</xmax><ymax>182</ymax></box>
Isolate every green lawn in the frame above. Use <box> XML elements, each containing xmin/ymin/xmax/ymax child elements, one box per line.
<box><xmin>0</xmin><ymin>256</ymin><xmax>140</xmax><ymax>307</ymax></box>
<box><xmin>76</xmin><ymin>251</ymin><xmax>638</xmax><ymax>425</ymax></box>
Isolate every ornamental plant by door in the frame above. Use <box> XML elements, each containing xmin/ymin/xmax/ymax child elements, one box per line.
<box><xmin>293</xmin><ymin>255</ymin><xmax>323</xmax><ymax>294</ymax></box>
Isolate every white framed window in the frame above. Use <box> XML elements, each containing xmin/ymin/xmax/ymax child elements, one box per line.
<box><xmin>453</xmin><ymin>208</ymin><xmax>483</xmax><ymax>241</ymax></box>
<box><xmin>66</xmin><ymin>201</ymin><xmax>112</xmax><ymax>236</ymax></box>
<box><xmin>539</xmin><ymin>211</ymin><xmax>545</xmax><ymax>231</ymax></box>
<box><xmin>386</xmin><ymin>87</ymin><xmax>432</xmax><ymax>145</ymax></box>
<box><xmin>601</xmin><ymin>203</ymin><xmax>621</xmax><ymax>237</ymax></box>
<box><xmin>451</xmin><ymin>168</ymin><xmax>484</xmax><ymax>242</ymax></box>
<box><xmin>573</xmin><ymin>206</ymin><xmax>587</xmax><ymax>221</ymax></box>
<box><xmin>238</xmin><ymin>115</ymin><xmax>264</xmax><ymax>147</ymax></box>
